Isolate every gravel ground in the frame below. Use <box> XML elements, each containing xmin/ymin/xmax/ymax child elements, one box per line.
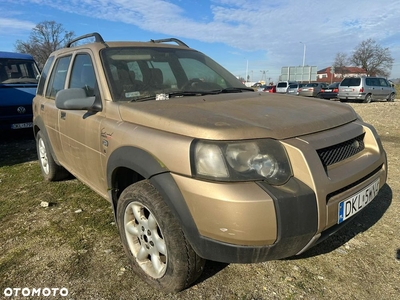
<box><xmin>0</xmin><ymin>100</ymin><xmax>399</xmax><ymax>300</ymax></box>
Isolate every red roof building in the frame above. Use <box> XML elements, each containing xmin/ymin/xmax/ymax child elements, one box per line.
<box><xmin>317</xmin><ymin>66</ymin><xmax>366</xmax><ymax>83</ymax></box>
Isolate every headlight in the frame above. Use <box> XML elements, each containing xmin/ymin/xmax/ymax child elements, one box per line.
<box><xmin>191</xmin><ymin>139</ymin><xmax>292</xmax><ymax>185</ymax></box>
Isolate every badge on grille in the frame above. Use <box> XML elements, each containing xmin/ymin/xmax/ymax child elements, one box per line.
<box><xmin>17</xmin><ymin>106</ymin><xmax>26</xmax><ymax>114</ymax></box>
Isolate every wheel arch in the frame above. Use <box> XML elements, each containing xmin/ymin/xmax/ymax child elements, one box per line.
<box><xmin>33</xmin><ymin>116</ymin><xmax>61</xmax><ymax>165</ymax></box>
<box><xmin>107</xmin><ymin>146</ymin><xmax>170</xmax><ymax>214</ymax></box>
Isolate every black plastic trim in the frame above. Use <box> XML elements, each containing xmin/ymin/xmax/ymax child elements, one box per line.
<box><xmin>33</xmin><ymin>116</ymin><xmax>62</xmax><ymax>166</ymax></box>
<box><xmin>106</xmin><ymin>146</ymin><xmax>169</xmax><ymax>187</ymax></box>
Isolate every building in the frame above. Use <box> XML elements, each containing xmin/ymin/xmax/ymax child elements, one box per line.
<box><xmin>317</xmin><ymin>66</ymin><xmax>367</xmax><ymax>83</ymax></box>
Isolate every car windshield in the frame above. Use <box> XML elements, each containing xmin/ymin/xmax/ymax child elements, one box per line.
<box><xmin>288</xmin><ymin>84</ymin><xmax>298</xmax><ymax>88</ymax></box>
<box><xmin>0</xmin><ymin>58</ymin><xmax>40</xmax><ymax>84</ymax></box>
<box><xmin>101</xmin><ymin>47</ymin><xmax>251</xmax><ymax>101</ymax></box>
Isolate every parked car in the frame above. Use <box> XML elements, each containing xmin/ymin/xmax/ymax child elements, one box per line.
<box><xmin>299</xmin><ymin>82</ymin><xmax>328</xmax><ymax>97</ymax></box>
<box><xmin>320</xmin><ymin>82</ymin><xmax>340</xmax><ymax>100</ymax></box>
<box><xmin>259</xmin><ymin>85</ymin><xmax>276</xmax><ymax>93</ymax></box>
<box><xmin>0</xmin><ymin>51</ymin><xmax>40</xmax><ymax>130</ymax></box>
<box><xmin>33</xmin><ymin>32</ymin><xmax>387</xmax><ymax>293</ymax></box>
<box><xmin>287</xmin><ymin>83</ymin><xmax>305</xmax><ymax>96</ymax></box>
<box><xmin>276</xmin><ymin>81</ymin><xmax>297</xmax><ymax>93</ymax></box>
<box><xmin>338</xmin><ymin>76</ymin><xmax>396</xmax><ymax>103</ymax></box>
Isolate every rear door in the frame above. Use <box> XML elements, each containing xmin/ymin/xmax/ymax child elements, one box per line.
<box><xmin>57</xmin><ymin>52</ymin><xmax>106</xmax><ymax>192</ymax></box>
<box><xmin>42</xmin><ymin>55</ymin><xmax>72</xmax><ymax>163</ymax></box>
<box><xmin>365</xmin><ymin>77</ymin><xmax>381</xmax><ymax>99</ymax></box>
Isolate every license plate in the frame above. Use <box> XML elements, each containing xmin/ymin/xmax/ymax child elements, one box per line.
<box><xmin>11</xmin><ymin>122</ymin><xmax>33</xmax><ymax>129</ymax></box>
<box><xmin>325</xmin><ymin>89</ymin><xmax>332</xmax><ymax>92</ymax></box>
<box><xmin>343</xmin><ymin>88</ymin><xmax>352</xmax><ymax>92</ymax></box>
<box><xmin>338</xmin><ymin>178</ymin><xmax>380</xmax><ymax>224</ymax></box>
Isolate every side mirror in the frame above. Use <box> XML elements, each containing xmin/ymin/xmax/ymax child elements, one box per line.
<box><xmin>55</xmin><ymin>88</ymin><xmax>98</xmax><ymax>111</ymax></box>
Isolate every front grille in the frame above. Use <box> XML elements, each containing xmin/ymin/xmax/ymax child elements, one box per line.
<box><xmin>317</xmin><ymin>133</ymin><xmax>365</xmax><ymax>167</ymax></box>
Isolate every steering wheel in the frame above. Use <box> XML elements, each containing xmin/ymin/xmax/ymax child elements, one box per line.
<box><xmin>181</xmin><ymin>78</ymin><xmax>203</xmax><ymax>90</ymax></box>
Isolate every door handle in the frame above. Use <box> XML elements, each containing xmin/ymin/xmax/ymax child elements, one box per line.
<box><xmin>60</xmin><ymin>111</ymin><xmax>66</xmax><ymax>120</ymax></box>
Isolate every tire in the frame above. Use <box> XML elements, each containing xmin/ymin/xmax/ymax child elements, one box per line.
<box><xmin>363</xmin><ymin>94</ymin><xmax>372</xmax><ymax>103</ymax></box>
<box><xmin>36</xmin><ymin>131</ymin><xmax>69</xmax><ymax>181</ymax></box>
<box><xmin>117</xmin><ymin>180</ymin><xmax>205</xmax><ymax>293</ymax></box>
<box><xmin>387</xmin><ymin>92</ymin><xmax>395</xmax><ymax>102</ymax></box>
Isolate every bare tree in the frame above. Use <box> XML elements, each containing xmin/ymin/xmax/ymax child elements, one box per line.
<box><xmin>333</xmin><ymin>52</ymin><xmax>349</xmax><ymax>78</ymax></box>
<box><xmin>15</xmin><ymin>21</ymin><xmax>74</xmax><ymax>68</ymax></box>
<box><xmin>349</xmin><ymin>39</ymin><xmax>394</xmax><ymax>77</ymax></box>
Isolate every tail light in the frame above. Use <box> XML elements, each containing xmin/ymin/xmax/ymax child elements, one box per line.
<box><xmin>321</xmin><ymin>89</ymin><xmax>325</xmax><ymax>93</ymax></box>
<box><xmin>360</xmin><ymin>87</ymin><xmax>364</xmax><ymax>93</ymax></box>
<box><xmin>333</xmin><ymin>88</ymin><xmax>338</xmax><ymax>93</ymax></box>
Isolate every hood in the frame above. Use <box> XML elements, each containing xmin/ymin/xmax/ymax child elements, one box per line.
<box><xmin>118</xmin><ymin>92</ymin><xmax>357</xmax><ymax>140</ymax></box>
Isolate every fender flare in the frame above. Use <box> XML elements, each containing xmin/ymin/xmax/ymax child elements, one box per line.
<box><xmin>106</xmin><ymin>146</ymin><xmax>169</xmax><ymax>188</ymax></box>
<box><xmin>33</xmin><ymin>116</ymin><xmax>61</xmax><ymax>165</ymax></box>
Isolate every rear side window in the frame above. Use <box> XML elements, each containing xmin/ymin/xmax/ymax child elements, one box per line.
<box><xmin>37</xmin><ymin>56</ymin><xmax>54</xmax><ymax>96</ymax></box>
<box><xmin>341</xmin><ymin>78</ymin><xmax>361</xmax><ymax>86</ymax></box>
<box><xmin>277</xmin><ymin>82</ymin><xmax>287</xmax><ymax>88</ymax></box>
<box><xmin>45</xmin><ymin>56</ymin><xmax>72</xmax><ymax>99</ymax></box>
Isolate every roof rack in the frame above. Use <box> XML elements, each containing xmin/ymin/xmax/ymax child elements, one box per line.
<box><xmin>67</xmin><ymin>32</ymin><xmax>106</xmax><ymax>48</ymax></box>
<box><xmin>149</xmin><ymin>38</ymin><xmax>189</xmax><ymax>48</ymax></box>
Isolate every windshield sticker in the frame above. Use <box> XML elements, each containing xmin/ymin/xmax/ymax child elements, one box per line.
<box><xmin>125</xmin><ymin>91</ymin><xmax>140</xmax><ymax>98</ymax></box>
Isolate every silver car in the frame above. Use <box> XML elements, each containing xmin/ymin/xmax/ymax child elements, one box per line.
<box><xmin>338</xmin><ymin>76</ymin><xmax>396</xmax><ymax>103</ymax></box>
<box><xmin>287</xmin><ymin>83</ymin><xmax>305</xmax><ymax>96</ymax></box>
<box><xmin>299</xmin><ymin>82</ymin><xmax>328</xmax><ymax>97</ymax></box>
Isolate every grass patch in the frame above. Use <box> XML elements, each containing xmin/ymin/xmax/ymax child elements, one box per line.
<box><xmin>393</xmin><ymin>83</ymin><xmax>400</xmax><ymax>98</ymax></box>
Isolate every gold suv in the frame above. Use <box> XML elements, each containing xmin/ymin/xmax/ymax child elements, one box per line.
<box><xmin>33</xmin><ymin>33</ymin><xmax>387</xmax><ymax>293</ymax></box>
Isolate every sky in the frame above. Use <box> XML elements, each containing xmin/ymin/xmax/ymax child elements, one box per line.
<box><xmin>2</xmin><ymin>0</ymin><xmax>400</xmax><ymax>83</ymax></box>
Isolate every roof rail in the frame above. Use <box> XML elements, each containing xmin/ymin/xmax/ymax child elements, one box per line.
<box><xmin>67</xmin><ymin>32</ymin><xmax>106</xmax><ymax>48</ymax></box>
<box><xmin>149</xmin><ymin>38</ymin><xmax>189</xmax><ymax>48</ymax></box>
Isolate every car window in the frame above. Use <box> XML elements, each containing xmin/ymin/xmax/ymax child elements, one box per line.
<box><xmin>37</xmin><ymin>56</ymin><xmax>55</xmax><ymax>96</ymax></box>
<box><xmin>328</xmin><ymin>83</ymin><xmax>339</xmax><ymax>88</ymax></box>
<box><xmin>101</xmin><ymin>47</ymin><xmax>241</xmax><ymax>101</ymax></box>
<box><xmin>277</xmin><ymin>82</ymin><xmax>287</xmax><ymax>88</ymax></box>
<box><xmin>45</xmin><ymin>56</ymin><xmax>72</xmax><ymax>99</ymax></box>
<box><xmin>288</xmin><ymin>84</ymin><xmax>297</xmax><ymax>88</ymax></box>
<box><xmin>378</xmin><ymin>78</ymin><xmax>389</xmax><ymax>87</ymax></box>
<box><xmin>369</xmin><ymin>78</ymin><xmax>379</xmax><ymax>86</ymax></box>
<box><xmin>341</xmin><ymin>78</ymin><xmax>361</xmax><ymax>86</ymax></box>
<box><xmin>69</xmin><ymin>54</ymin><xmax>97</xmax><ymax>96</ymax></box>
<box><xmin>179</xmin><ymin>58</ymin><xmax>225</xmax><ymax>88</ymax></box>
<box><xmin>0</xmin><ymin>57</ymin><xmax>40</xmax><ymax>84</ymax></box>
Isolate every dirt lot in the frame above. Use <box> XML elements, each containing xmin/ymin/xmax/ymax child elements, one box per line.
<box><xmin>0</xmin><ymin>101</ymin><xmax>399</xmax><ymax>299</ymax></box>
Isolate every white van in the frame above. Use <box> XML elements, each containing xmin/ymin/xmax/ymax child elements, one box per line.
<box><xmin>276</xmin><ymin>81</ymin><xmax>297</xmax><ymax>93</ymax></box>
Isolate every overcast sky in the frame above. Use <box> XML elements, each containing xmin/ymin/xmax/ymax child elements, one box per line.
<box><xmin>2</xmin><ymin>0</ymin><xmax>400</xmax><ymax>82</ymax></box>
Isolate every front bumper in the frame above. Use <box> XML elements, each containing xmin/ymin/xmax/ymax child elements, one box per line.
<box><xmin>151</xmin><ymin>173</ymin><xmax>318</xmax><ymax>263</ymax></box>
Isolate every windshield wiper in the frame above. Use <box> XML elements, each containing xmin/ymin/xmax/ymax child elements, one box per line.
<box><xmin>131</xmin><ymin>91</ymin><xmax>219</xmax><ymax>102</ymax></box>
<box><xmin>130</xmin><ymin>88</ymin><xmax>252</xmax><ymax>102</ymax></box>
<box><xmin>217</xmin><ymin>87</ymin><xmax>255</xmax><ymax>93</ymax></box>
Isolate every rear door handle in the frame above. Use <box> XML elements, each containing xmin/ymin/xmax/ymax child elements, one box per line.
<box><xmin>60</xmin><ymin>111</ymin><xmax>66</xmax><ymax>120</ymax></box>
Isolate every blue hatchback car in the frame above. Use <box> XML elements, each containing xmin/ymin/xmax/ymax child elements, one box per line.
<box><xmin>0</xmin><ymin>51</ymin><xmax>40</xmax><ymax>130</ymax></box>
